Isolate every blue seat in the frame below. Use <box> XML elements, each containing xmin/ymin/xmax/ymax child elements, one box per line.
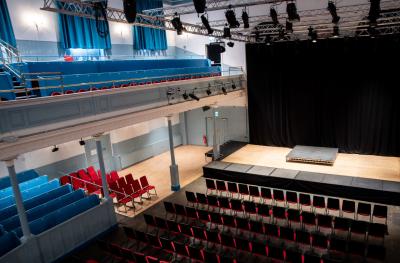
<box><xmin>0</xmin><ymin>175</ymin><xmax>49</xmax><ymax>199</ymax></box>
<box><xmin>0</xmin><ymin>184</ymin><xmax>72</xmax><ymax>222</ymax></box>
<box><xmin>1</xmin><ymin>189</ymin><xmax>85</xmax><ymax>231</ymax></box>
<box><xmin>13</xmin><ymin>194</ymin><xmax>100</xmax><ymax>237</ymax></box>
<box><xmin>0</xmin><ymin>169</ymin><xmax>39</xmax><ymax>190</ymax></box>
<box><xmin>0</xmin><ymin>179</ymin><xmax>60</xmax><ymax>209</ymax></box>
<box><xmin>0</xmin><ymin>231</ymin><xmax>21</xmax><ymax>257</ymax></box>
<box><xmin>0</xmin><ymin>72</ymin><xmax>15</xmax><ymax>101</ymax></box>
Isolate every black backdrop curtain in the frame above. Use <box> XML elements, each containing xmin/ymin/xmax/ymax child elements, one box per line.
<box><xmin>246</xmin><ymin>36</ymin><xmax>400</xmax><ymax>156</ymax></box>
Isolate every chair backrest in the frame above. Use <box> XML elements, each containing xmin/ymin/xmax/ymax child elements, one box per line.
<box><xmin>185</xmin><ymin>191</ymin><xmax>196</xmax><ymax>202</ymax></box>
<box><xmin>110</xmin><ymin>171</ymin><xmax>119</xmax><ymax>182</ymax></box>
<box><xmin>87</xmin><ymin>166</ymin><xmax>98</xmax><ymax>181</ymax></box>
<box><xmin>139</xmin><ymin>176</ymin><xmax>149</xmax><ymax>188</ymax></box>
<box><xmin>117</xmin><ymin>177</ymin><xmax>128</xmax><ymax>188</ymax></box>
<box><xmin>125</xmin><ymin>174</ymin><xmax>135</xmax><ymax>185</ymax></box>
<box><xmin>122</xmin><ymin>183</ymin><xmax>134</xmax><ymax>196</ymax></box>
<box><xmin>132</xmin><ymin>179</ymin><xmax>142</xmax><ymax>193</ymax></box>
<box><xmin>163</xmin><ymin>201</ymin><xmax>175</xmax><ymax>214</ymax></box>
<box><xmin>59</xmin><ymin>175</ymin><xmax>71</xmax><ymax>186</ymax></box>
<box><xmin>77</xmin><ymin>169</ymin><xmax>92</xmax><ymax>182</ymax></box>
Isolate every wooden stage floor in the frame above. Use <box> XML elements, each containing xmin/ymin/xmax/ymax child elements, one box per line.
<box><xmin>223</xmin><ymin>144</ymin><xmax>400</xmax><ymax>182</ymax></box>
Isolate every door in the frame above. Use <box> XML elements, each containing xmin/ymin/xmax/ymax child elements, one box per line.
<box><xmin>206</xmin><ymin>117</ymin><xmax>228</xmax><ymax>147</ymax></box>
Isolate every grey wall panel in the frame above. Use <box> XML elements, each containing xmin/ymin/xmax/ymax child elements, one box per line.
<box><xmin>35</xmin><ymin>154</ymin><xmax>87</xmax><ymax>179</ymax></box>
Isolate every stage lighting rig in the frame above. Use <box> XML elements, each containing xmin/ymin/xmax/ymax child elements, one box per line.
<box><xmin>201</xmin><ymin>14</ymin><xmax>214</xmax><ymax>35</ymax></box>
<box><xmin>308</xmin><ymin>26</ymin><xmax>318</xmax><ymax>43</ymax></box>
<box><xmin>270</xmin><ymin>7</ymin><xmax>279</xmax><ymax>25</ymax></box>
<box><xmin>287</xmin><ymin>2</ymin><xmax>300</xmax><ymax>22</ymax></box>
<box><xmin>193</xmin><ymin>0</ymin><xmax>206</xmax><ymax>14</ymax></box>
<box><xmin>286</xmin><ymin>20</ymin><xmax>293</xmax><ymax>33</ymax></box>
<box><xmin>172</xmin><ymin>13</ymin><xmax>184</xmax><ymax>35</ymax></box>
<box><xmin>223</xmin><ymin>24</ymin><xmax>231</xmax><ymax>38</ymax></box>
<box><xmin>368</xmin><ymin>0</ymin><xmax>381</xmax><ymax>25</ymax></box>
<box><xmin>225</xmin><ymin>5</ymin><xmax>240</xmax><ymax>28</ymax></box>
<box><xmin>242</xmin><ymin>8</ymin><xmax>250</xmax><ymax>29</ymax></box>
<box><xmin>328</xmin><ymin>1</ymin><xmax>340</xmax><ymax>24</ymax></box>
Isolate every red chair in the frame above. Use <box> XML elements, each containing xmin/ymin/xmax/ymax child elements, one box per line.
<box><xmin>87</xmin><ymin>166</ymin><xmax>99</xmax><ymax>181</ymax></box>
<box><xmin>132</xmin><ymin>179</ymin><xmax>148</xmax><ymax>201</ymax></box>
<box><xmin>140</xmin><ymin>176</ymin><xmax>157</xmax><ymax>196</ymax></box>
<box><xmin>110</xmin><ymin>182</ymin><xmax>132</xmax><ymax>212</ymax></box>
<box><xmin>86</xmin><ymin>181</ymin><xmax>101</xmax><ymax>195</ymax></box>
<box><xmin>117</xmin><ymin>177</ymin><xmax>128</xmax><ymax>189</ymax></box>
<box><xmin>110</xmin><ymin>171</ymin><xmax>119</xmax><ymax>182</ymax></box>
<box><xmin>70</xmin><ymin>172</ymin><xmax>85</xmax><ymax>190</ymax></box>
<box><xmin>78</xmin><ymin>89</ymin><xmax>86</xmax><ymax>93</ymax></box>
<box><xmin>78</xmin><ymin>169</ymin><xmax>92</xmax><ymax>183</ymax></box>
<box><xmin>125</xmin><ymin>173</ymin><xmax>135</xmax><ymax>186</ymax></box>
<box><xmin>90</xmin><ymin>87</ymin><xmax>98</xmax><ymax>91</ymax></box>
<box><xmin>60</xmin><ymin>175</ymin><xmax>71</xmax><ymax>185</ymax></box>
<box><xmin>51</xmin><ymin>92</ymin><xmax>62</xmax><ymax>96</ymax></box>
<box><xmin>65</xmin><ymin>90</ymin><xmax>74</xmax><ymax>94</ymax></box>
<box><xmin>121</xmin><ymin>184</ymin><xmax>141</xmax><ymax>206</ymax></box>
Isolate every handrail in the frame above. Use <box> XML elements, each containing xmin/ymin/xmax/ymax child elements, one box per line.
<box><xmin>0</xmin><ymin>40</ymin><xmax>23</xmax><ymax>79</ymax></box>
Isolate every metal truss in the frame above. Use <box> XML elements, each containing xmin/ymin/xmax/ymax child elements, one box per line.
<box><xmin>142</xmin><ymin>0</ymin><xmax>284</xmax><ymax>17</ymax></box>
<box><xmin>41</xmin><ymin>0</ymin><xmax>253</xmax><ymax>42</ymax></box>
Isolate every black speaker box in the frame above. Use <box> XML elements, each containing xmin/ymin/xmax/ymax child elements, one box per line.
<box><xmin>123</xmin><ymin>0</ymin><xmax>137</xmax><ymax>23</ymax></box>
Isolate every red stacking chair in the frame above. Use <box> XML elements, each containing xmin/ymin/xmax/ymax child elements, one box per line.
<box><xmin>78</xmin><ymin>169</ymin><xmax>92</xmax><ymax>183</ymax></box>
<box><xmin>132</xmin><ymin>179</ymin><xmax>148</xmax><ymax>201</ymax></box>
<box><xmin>110</xmin><ymin>170</ymin><xmax>120</xmax><ymax>182</ymax></box>
<box><xmin>121</xmin><ymin>183</ymin><xmax>141</xmax><ymax>205</ymax></box>
<box><xmin>86</xmin><ymin>180</ymin><xmax>101</xmax><ymax>195</ymax></box>
<box><xmin>94</xmin><ymin>177</ymin><xmax>116</xmax><ymax>199</ymax></box>
<box><xmin>70</xmin><ymin>172</ymin><xmax>85</xmax><ymax>190</ymax></box>
<box><xmin>117</xmin><ymin>177</ymin><xmax>128</xmax><ymax>189</ymax></box>
<box><xmin>140</xmin><ymin>176</ymin><xmax>157</xmax><ymax>196</ymax></box>
<box><xmin>110</xmin><ymin>182</ymin><xmax>132</xmax><ymax>212</ymax></box>
<box><xmin>60</xmin><ymin>175</ymin><xmax>71</xmax><ymax>185</ymax></box>
<box><xmin>87</xmin><ymin>166</ymin><xmax>99</xmax><ymax>181</ymax></box>
<box><xmin>65</xmin><ymin>90</ymin><xmax>74</xmax><ymax>94</ymax></box>
<box><xmin>125</xmin><ymin>173</ymin><xmax>135</xmax><ymax>186</ymax></box>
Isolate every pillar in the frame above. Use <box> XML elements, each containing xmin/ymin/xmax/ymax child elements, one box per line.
<box><xmin>212</xmin><ymin>107</ymin><xmax>220</xmax><ymax>160</ymax></box>
<box><xmin>5</xmin><ymin>158</ymin><xmax>32</xmax><ymax>241</ymax></box>
<box><xmin>167</xmin><ymin>116</ymin><xmax>180</xmax><ymax>191</ymax></box>
<box><xmin>94</xmin><ymin>134</ymin><xmax>110</xmax><ymax>199</ymax></box>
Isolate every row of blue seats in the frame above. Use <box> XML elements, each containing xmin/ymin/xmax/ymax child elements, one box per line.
<box><xmin>0</xmin><ymin>231</ymin><xmax>21</xmax><ymax>258</ymax></box>
<box><xmin>13</xmin><ymin>194</ymin><xmax>100</xmax><ymax>238</ymax></box>
<box><xmin>0</xmin><ymin>189</ymin><xmax>85</xmax><ymax>231</ymax></box>
<box><xmin>37</xmin><ymin>66</ymin><xmax>221</xmax><ymax>97</ymax></box>
<box><xmin>0</xmin><ymin>169</ymin><xmax>39</xmax><ymax>190</ymax></box>
<box><xmin>23</xmin><ymin>59</ymin><xmax>211</xmax><ymax>76</ymax></box>
<box><xmin>0</xmin><ymin>175</ymin><xmax>48</xmax><ymax>199</ymax></box>
<box><xmin>0</xmin><ymin>184</ymin><xmax>73</xmax><ymax>222</ymax></box>
<box><xmin>0</xmin><ymin>72</ymin><xmax>15</xmax><ymax>101</ymax></box>
<box><xmin>0</xmin><ymin>179</ymin><xmax>60</xmax><ymax>209</ymax></box>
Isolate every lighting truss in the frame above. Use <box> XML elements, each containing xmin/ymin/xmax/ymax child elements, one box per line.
<box><xmin>41</xmin><ymin>0</ymin><xmax>253</xmax><ymax>42</ymax></box>
<box><xmin>142</xmin><ymin>0</ymin><xmax>285</xmax><ymax>17</ymax></box>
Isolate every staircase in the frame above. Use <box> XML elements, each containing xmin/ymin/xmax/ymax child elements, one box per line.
<box><xmin>0</xmin><ymin>40</ymin><xmax>35</xmax><ymax>100</ymax></box>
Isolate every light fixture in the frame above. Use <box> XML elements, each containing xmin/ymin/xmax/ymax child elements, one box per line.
<box><xmin>189</xmin><ymin>91</ymin><xmax>200</xmax><ymax>101</ymax></box>
<box><xmin>231</xmin><ymin>82</ymin><xmax>237</xmax><ymax>89</ymax></box>
<box><xmin>182</xmin><ymin>92</ymin><xmax>189</xmax><ymax>100</ymax></box>
<box><xmin>333</xmin><ymin>25</ymin><xmax>340</xmax><ymax>37</ymax></box>
<box><xmin>79</xmin><ymin>138</ymin><xmax>86</xmax><ymax>146</ymax></box>
<box><xmin>201</xmin><ymin>14</ymin><xmax>214</xmax><ymax>35</ymax></box>
<box><xmin>242</xmin><ymin>8</ymin><xmax>249</xmax><ymax>28</ymax></box>
<box><xmin>223</xmin><ymin>24</ymin><xmax>231</xmax><ymax>38</ymax></box>
<box><xmin>172</xmin><ymin>13</ymin><xmax>184</xmax><ymax>35</ymax></box>
<box><xmin>270</xmin><ymin>7</ymin><xmax>279</xmax><ymax>25</ymax></box>
<box><xmin>264</xmin><ymin>34</ymin><xmax>272</xmax><ymax>45</ymax></box>
<box><xmin>225</xmin><ymin>5</ymin><xmax>240</xmax><ymax>28</ymax></box>
<box><xmin>287</xmin><ymin>2</ymin><xmax>300</xmax><ymax>22</ymax></box>
<box><xmin>286</xmin><ymin>20</ymin><xmax>293</xmax><ymax>33</ymax></box>
<box><xmin>328</xmin><ymin>1</ymin><xmax>340</xmax><ymax>24</ymax></box>
<box><xmin>202</xmin><ymin>105</ymin><xmax>211</xmax><ymax>112</ymax></box>
<box><xmin>193</xmin><ymin>0</ymin><xmax>206</xmax><ymax>14</ymax></box>
<box><xmin>227</xmin><ymin>41</ymin><xmax>234</xmax><ymax>47</ymax></box>
<box><xmin>308</xmin><ymin>26</ymin><xmax>318</xmax><ymax>43</ymax></box>
<box><xmin>52</xmin><ymin>145</ymin><xmax>59</xmax><ymax>152</ymax></box>
<box><xmin>221</xmin><ymin>86</ymin><xmax>227</xmax><ymax>95</ymax></box>
<box><xmin>368</xmin><ymin>0</ymin><xmax>381</xmax><ymax>25</ymax></box>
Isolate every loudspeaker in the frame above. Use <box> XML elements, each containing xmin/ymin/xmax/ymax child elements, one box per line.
<box><xmin>193</xmin><ymin>0</ymin><xmax>206</xmax><ymax>14</ymax></box>
<box><xmin>123</xmin><ymin>0</ymin><xmax>137</xmax><ymax>23</ymax></box>
<box><xmin>206</xmin><ymin>42</ymin><xmax>225</xmax><ymax>65</ymax></box>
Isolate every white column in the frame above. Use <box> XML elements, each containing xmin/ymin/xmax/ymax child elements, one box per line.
<box><xmin>5</xmin><ymin>158</ymin><xmax>32</xmax><ymax>241</ymax></box>
<box><xmin>94</xmin><ymin>134</ymin><xmax>110</xmax><ymax>199</ymax></box>
<box><xmin>212</xmin><ymin>107</ymin><xmax>220</xmax><ymax>160</ymax></box>
<box><xmin>167</xmin><ymin>116</ymin><xmax>180</xmax><ymax>191</ymax></box>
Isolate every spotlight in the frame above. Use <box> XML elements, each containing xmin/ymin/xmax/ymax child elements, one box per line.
<box><xmin>368</xmin><ymin>0</ymin><xmax>381</xmax><ymax>25</ymax></box>
<box><xmin>333</xmin><ymin>25</ymin><xmax>340</xmax><ymax>37</ymax></box>
<box><xmin>189</xmin><ymin>92</ymin><xmax>200</xmax><ymax>101</ymax></box>
<box><xmin>227</xmin><ymin>41</ymin><xmax>234</xmax><ymax>48</ymax></box>
<box><xmin>172</xmin><ymin>13</ymin><xmax>184</xmax><ymax>35</ymax></box>
<box><xmin>201</xmin><ymin>14</ymin><xmax>214</xmax><ymax>35</ymax></box>
<box><xmin>308</xmin><ymin>26</ymin><xmax>318</xmax><ymax>43</ymax></box>
<box><xmin>270</xmin><ymin>7</ymin><xmax>279</xmax><ymax>25</ymax></box>
<box><xmin>286</xmin><ymin>20</ymin><xmax>293</xmax><ymax>33</ymax></box>
<box><xmin>264</xmin><ymin>34</ymin><xmax>272</xmax><ymax>45</ymax></box>
<box><xmin>202</xmin><ymin>105</ymin><xmax>211</xmax><ymax>112</ymax></box>
<box><xmin>206</xmin><ymin>88</ymin><xmax>212</xmax><ymax>95</ymax></box>
<box><xmin>79</xmin><ymin>138</ymin><xmax>86</xmax><ymax>146</ymax></box>
<box><xmin>193</xmin><ymin>0</ymin><xmax>206</xmax><ymax>14</ymax></box>
<box><xmin>231</xmin><ymin>82</ymin><xmax>237</xmax><ymax>89</ymax></box>
<box><xmin>182</xmin><ymin>92</ymin><xmax>189</xmax><ymax>100</ymax></box>
<box><xmin>225</xmin><ymin>5</ymin><xmax>240</xmax><ymax>28</ymax></box>
<box><xmin>328</xmin><ymin>1</ymin><xmax>340</xmax><ymax>24</ymax></box>
<box><xmin>221</xmin><ymin>86</ymin><xmax>227</xmax><ymax>95</ymax></box>
<box><xmin>287</xmin><ymin>2</ymin><xmax>300</xmax><ymax>22</ymax></box>
<box><xmin>52</xmin><ymin>145</ymin><xmax>59</xmax><ymax>152</ymax></box>
<box><xmin>223</xmin><ymin>24</ymin><xmax>231</xmax><ymax>38</ymax></box>
<box><xmin>242</xmin><ymin>8</ymin><xmax>249</xmax><ymax>29</ymax></box>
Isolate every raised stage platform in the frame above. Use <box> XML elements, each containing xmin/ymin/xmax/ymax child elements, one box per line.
<box><xmin>203</xmin><ymin>161</ymin><xmax>400</xmax><ymax>206</ymax></box>
<box><xmin>286</xmin><ymin>145</ymin><xmax>338</xmax><ymax>165</ymax></box>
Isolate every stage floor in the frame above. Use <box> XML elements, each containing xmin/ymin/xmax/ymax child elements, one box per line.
<box><xmin>223</xmin><ymin>144</ymin><xmax>400</xmax><ymax>182</ymax></box>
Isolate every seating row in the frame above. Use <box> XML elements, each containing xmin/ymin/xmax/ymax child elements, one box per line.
<box><xmin>0</xmin><ymin>175</ymin><xmax>48</xmax><ymax>199</ymax></box>
<box><xmin>13</xmin><ymin>194</ymin><xmax>100</xmax><ymax>238</ymax></box>
<box><xmin>0</xmin><ymin>179</ymin><xmax>60</xmax><ymax>209</ymax></box>
<box><xmin>0</xmin><ymin>72</ymin><xmax>15</xmax><ymax>100</ymax></box>
<box><xmin>0</xmin><ymin>184</ymin><xmax>72</xmax><ymax>222</ymax></box>
<box><xmin>0</xmin><ymin>189</ymin><xmax>85</xmax><ymax>232</ymax></box>
<box><xmin>0</xmin><ymin>169</ymin><xmax>39</xmax><ymax>190</ymax></box>
<box><xmin>0</xmin><ymin>231</ymin><xmax>21</xmax><ymax>258</ymax></box>
<box><xmin>205</xmin><ymin>179</ymin><xmax>388</xmax><ymax>223</ymax></box>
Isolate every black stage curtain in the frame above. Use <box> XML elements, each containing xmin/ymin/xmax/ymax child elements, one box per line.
<box><xmin>246</xmin><ymin>36</ymin><xmax>400</xmax><ymax>156</ymax></box>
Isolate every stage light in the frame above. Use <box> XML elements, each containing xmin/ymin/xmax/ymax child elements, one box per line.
<box><xmin>52</xmin><ymin>145</ymin><xmax>59</xmax><ymax>153</ymax></box>
<box><xmin>206</xmin><ymin>86</ymin><xmax>212</xmax><ymax>95</ymax></box>
<box><xmin>223</xmin><ymin>24</ymin><xmax>231</xmax><ymax>38</ymax></box>
<box><xmin>193</xmin><ymin>0</ymin><xmax>206</xmax><ymax>14</ymax></box>
<box><xmin>328</xmin><ymin>1</ymin><xmax>340</xmax><ymax>24</ymax></box>
<box><xmin>172</xmin><ymin>13</ymin><xmax>184</xmax><ymax>35</ymax></box>
<box><xmin>368</xmin><ymin>0</ymin><xmax>381</xmax><ymax>25</ymax></box>
<box><xmin>308</xmin><ymin>26</ymin><xmax>318</xmax><ymax>43</ymax></box>
<box><xmin>270</xmin><ymin>7</ymin><xmax>279</xmax><ymax>25</ymax></box>
<box><xmin>242</xmin><ymin>8</ymin><xmax>250</xmax><ymax>29</ymax></box>
<box><xmin>202</xmin><ymin>105</ymin><xmax>211</xmax><ymax>112</ymax></box>
<box><xmin>189</xmin><ymin>92</ymin><xmax>200</xmax><ymax>101</ymax></box>
<box><xmin>182</xmin><ymin>92</ymin><xmax>189</xmax><ymax>100</ymax></box>
<box><xmin>264</xmin><ymin>34</ymin><xmax>272</xmax><ymax>45</ymax></box>
<box><xmin>286</xmin><ymin>20</ymin><xmax>293</xmax><ymax>33</ymax></box>
<box><xmin>201</xmin><ymin>14</ymin><xmax>214</xmax><ymax>35</ymax></box>
<box><xmin>287</xmin><ymin>2</ymin><xmax>300</xmax><ymax>22</ymax></box>
<box><xmin>227</xmin><ymin>41</ymin><xmax>235</xmax><ymax>48</ymax></box>
<box><xmin>221</xmin><ymin>86</ymin><xmax>227</xmax><ymax>95</ymax></box>
<box><xmin>333</xmin><ymin>25</ymin><xmax>340</xmax><ymax>37</ymax></box>
<box><xmin>79</xmin><ymin>139</ymin><xmax>86</xmax><ymax>146</ymax></box>
<box><xmin>231</xmin><ymin>82</ymin><xmax>237</xmax><ymax>89</ymax></box>
<box><xmin>225</xmin><ymin>5</ymin><xmax>240</xmax><ymax>28</ymax></box>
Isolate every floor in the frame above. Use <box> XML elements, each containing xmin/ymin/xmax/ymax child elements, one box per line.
<box><xmin>114</xmin><ymin>145</ymin><xmax>211</xmax><ymax>218</ymax></box>
<box><xmin>223</xmin><ymin>144</ymin><xmax>400</xmax><ymax>182</ymax></box>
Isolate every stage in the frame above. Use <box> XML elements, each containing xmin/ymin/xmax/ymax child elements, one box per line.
<box><xmin>222</xmin><ymin>144</ymin><xmax>400</xmax><ymax>182</ymax></box>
